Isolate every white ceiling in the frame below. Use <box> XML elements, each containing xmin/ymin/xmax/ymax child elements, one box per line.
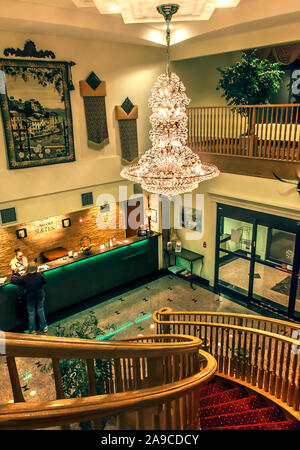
<box><xmin>1</xmin><ymin>0</ymin><xmax>300</xmax><ymax>52</ymax></box>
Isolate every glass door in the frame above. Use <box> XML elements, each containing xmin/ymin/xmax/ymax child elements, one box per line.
<box><xmin>215</xmin><ymin>204</ymin><xmax>300</xmax><ymax>320</ymax></box>
<box><xmin>215</xmin><ymin>205</ymin><xmax>254</xmax><ymax>300</ymax></box>
<box><xmin>252</xmin><ymin>225</ymin><xmax>296</xmax><ymax>314</ymax></box>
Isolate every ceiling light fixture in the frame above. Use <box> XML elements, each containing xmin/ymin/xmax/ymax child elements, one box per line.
<box><xmin>120</xmin><ymin>4</ymin><xmax>219</xmax><ymax>197</ymax></box>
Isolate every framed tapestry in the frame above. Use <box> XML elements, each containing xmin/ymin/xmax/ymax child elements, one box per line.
<box><xmin>0</xmin><ymin>58</ymin><xmax>75</xmax><ymax>169</ymax></box>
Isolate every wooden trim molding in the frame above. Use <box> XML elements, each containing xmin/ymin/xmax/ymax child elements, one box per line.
<box><xmin>79</xmin><ymin>80</ymin><xmax>107</xmax><ymax>97</ymax></box>
<box><xmin>115</xmin><ymin>105</ymin><xmax>138</xmax><ymax>120</ymax></box>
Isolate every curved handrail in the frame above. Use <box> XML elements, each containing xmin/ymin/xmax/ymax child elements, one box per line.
<box><xmin>153</xmin><ymin>307</ymin><xmax>300</xmax><ymax>337</ymax></box>
<box><xmin>153</xmin><ymin>308</ymin><xmax>300</xmax><ymax>418</ymax></box>
<box><xmin>3</xmin><ymin>332</ymin><xmax>202</xmax><ymax>359</ymax></box>
<box><xmin>0</xmin><ymin>331</ymin><xmax>214</xmax><ymax>430</ymax></box>
<box><xmin>0</xmin><ymin>350</ymin><xmax>217</xmax><ymax>430</ymax></box>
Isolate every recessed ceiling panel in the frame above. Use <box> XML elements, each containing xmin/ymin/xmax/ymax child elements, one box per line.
<box><xmin>91</xmin><ymin>0</ymin><xmax>240</xmax><ymax>23</ymax></box>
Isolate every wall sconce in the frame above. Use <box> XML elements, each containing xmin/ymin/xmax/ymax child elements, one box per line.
<box><xmin>16</xmin><ymin>228</ymin><xmax>27</xmax><ymax>239</ymax></box>
<box><xmin>62</xmin><ymin>218</ymin><xmax>71</xmax><ymax>228</ymax></box>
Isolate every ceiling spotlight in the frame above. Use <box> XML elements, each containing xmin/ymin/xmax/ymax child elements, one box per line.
<box><xmin>109</xmin><ymin>6</ymin><xmax>121</xmax><ymax>12</ymax></box>
<box><xmin>217</xmin><ymin>0</ymin><xmax>231</xmax><ymax>6</ymax></box>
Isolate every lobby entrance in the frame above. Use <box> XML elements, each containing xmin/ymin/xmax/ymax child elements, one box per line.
<box><xmin>214</xmin><ymin>204</ymin><xmax>300</xmax><ymax>321</ymax></box>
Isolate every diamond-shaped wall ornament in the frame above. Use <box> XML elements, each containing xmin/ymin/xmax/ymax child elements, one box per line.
<box><xmin>121</xmin><ymin>97</ymin><xmax>135</xmax><ymax>115</ymax></box>
<box><xmin>86</xmin><ymin>72</ymin><xmax>101</xmax><ymax>90</ymax></box>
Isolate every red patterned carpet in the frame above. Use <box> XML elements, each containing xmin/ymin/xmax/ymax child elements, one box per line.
<box><xmin>198</xmin><ymin>380</ymin><xmax>300</xmax><ymax>430</ymax></box>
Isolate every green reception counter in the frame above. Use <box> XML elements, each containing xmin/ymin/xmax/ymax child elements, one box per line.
<box><xmin>0</xmin><ymin>233</ymin><xmax>159</xmax><ymax>331</ymax></box>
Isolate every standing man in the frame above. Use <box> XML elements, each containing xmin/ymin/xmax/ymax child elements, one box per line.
<box><xmin>10</xmin><ymin>248</ymin><xmax>28</xmax><ymax>274</ymax></box>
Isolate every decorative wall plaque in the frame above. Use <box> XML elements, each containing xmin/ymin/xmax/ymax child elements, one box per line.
<box><xmin>115</xmin><ymin>97</ymin><xmax>138</xmax><ymax>165</ymax></box>
<box><xmin>79</xmin><ymin>72</ymin><xmax>109</xmax><ymax>150</ymax></box>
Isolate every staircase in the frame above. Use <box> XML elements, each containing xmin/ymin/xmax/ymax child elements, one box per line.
<box><xmin>198</xmin><ymin>380</ymin><xmax>300</xmax><ymax>430</ymax></box>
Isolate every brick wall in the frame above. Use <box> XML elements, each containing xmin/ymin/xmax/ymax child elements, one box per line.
<box><xmin>0</xmin><ymin>203</ymin><xmax>126</xmax><ymax>275</ymax></box>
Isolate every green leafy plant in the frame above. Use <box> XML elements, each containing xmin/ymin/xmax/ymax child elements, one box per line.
<box><xmin>217</xmin><ymin>50</ymin><xmax>285</xmax><ymax>106</ymax></box>
<box><xmin>40</xmin><ymin>311</ymin><xmax>116</xmax><ymax>430</ymax></box>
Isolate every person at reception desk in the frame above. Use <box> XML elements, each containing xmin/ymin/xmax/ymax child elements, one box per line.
<box><xmin>11</xmin><ymin>261</ymin><xmax>48</xmax><ymax>334</ymax></box>
<box><xmin>10</xmin><ymin>248</ymin><xmax>28</xmax><ymax>274</ymax></box>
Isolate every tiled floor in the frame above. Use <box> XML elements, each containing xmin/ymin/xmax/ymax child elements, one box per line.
<box><xmin>0</xmin><ymin>275</ymin><xmax>257</xmax><ymax>415</ymax></box>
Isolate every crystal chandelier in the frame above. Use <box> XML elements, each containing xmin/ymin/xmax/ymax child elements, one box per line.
<box><xmin>121</xmin><ymin>4</ymin><xmax>220</xmax><ymax>197</ymax></box>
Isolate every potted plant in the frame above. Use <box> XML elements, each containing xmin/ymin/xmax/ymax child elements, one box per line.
<box><xmin>40</xmin><ymin>312</ymin><xmax>116</xmax><ymax>430</ymax></box>
<box><xmin>216</xmin><ymin>50</ymin><xmax>284</xmax><ymax>152</ymax></box>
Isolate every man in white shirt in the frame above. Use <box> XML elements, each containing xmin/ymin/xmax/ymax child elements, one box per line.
<box><xmin>10</xmin><ymin>248</ymin><xmax>28</xmax><ymax>273</ymax></box>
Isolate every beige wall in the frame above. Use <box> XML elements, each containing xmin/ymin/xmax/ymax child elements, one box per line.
<box><xmin>172</xmin><ymin>51</ymin><xmax>292</xmax><ymax>107</ymax></box>
<box><xmin>0</xmin><ymin>29</ymin><xmax>165</xmax><ymax>224</ymax></box>
<box><xmin>172</xmin><ymin>52</ymin><xmax>241</xmax><ymax>106</ymax></box>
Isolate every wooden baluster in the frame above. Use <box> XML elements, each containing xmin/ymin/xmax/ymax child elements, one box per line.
<box><xmin>234</xmin><ymin>107</ymin><xmax>239</xmax><ymax>155</ymax></box>
<box><xmin>257</xmin><ymin>106</ymin><xmax>263</xmax><ymax>158</ymax></box>
<box><xmin>292</xmin><ymin>105</ymin><xmax>299</xmax><ymax>161</ymax></box>
<box><xmin>286</xmin><ymin>106</ymin><xmax>293</xmax><ymax>160</ymax></box>
<box><xmin>246</xmin><ymin>331</ymin><xmax>253</xmax><ymax>383</ymax></box>
<box><xmin>114</xmin><ymin>358</ymin><xmax>123</xmax><ymax>393</ymax></box>
<box><xmin>6</xmin><ymin>356</ymin><xmax>25</xmax><ymax>403</ymax></box>
<box><xmin>174</xmin><ymin>398</ymin><xmax>181</xmax><ymax>429</ymax></box>
<box><xmin>248</xmin><ymin>107</ymin><xmax>256</xmax><ymax>157</ymax></box>
<box><xmin>287</xmin><ymin>348</ymin><xmax>298</xmax><ymax>407</ymax></box>
<box><xmin>282</xmin><ymin>105</ymin><xmax>289</xmax><ymax>160</ymax></box>
<box><xmin>165</xmin><ymin>400</ymin><xmax>172</xmax><ymax>430</ymax></box>
<box><xmin>280</xmin><ymin>342</ymin><xmax>290</xmax><ymax>403</ymax></box>
<box><xmin>275</xmin><ymin>341</ymin><xmax>285</xmax><ymax>399</ymax></box>
<box><xmin>216</xmin><ymin>107</ymin><xmax>220</xmax><ymax>153</ymax></box>
<box><xmin>219</xmin><ymin>320</ymin><xmax>225</xmax><ymax>373</ymax></box>
<box><xmin>252</xmin><ymin>334</ymin><xmax>260</xmax><ymax>386</ymax></box>
<box><xmin>226</xmin><ymin>108</ymin><xmax>231</xmax><ymax>155</ymax></box>
<box><xmin>263</xmin><ymin>337</ymin><xmax>272</xmax><ymax>393</ymax></box>
<box><xmin>223</xmin><ymin>326</ymin><xmax>230</xmax><ymax>376</ymax></box>
<box><xmin>136</xmin><ymin>410</ymin><xmax>145</xmax><ymax>430</ymax></box>
<box><xmin>230</xmin><ymin>106</ymin><xmax>235</xmax><ymax>156</ymax></box>
<box><xmin>263</xmin><ymin>106</ymin><xmax>270</xmax><ymax>158</ymax></box>
<box><xmin>257</xmin><ymin>335</ymin><xmax>266</xmax><ymax>389</ymax></box>
<box><xmin>206</xmin><ymin>107</ymin><xmax>209</xmax><ymax>152</ymax></box>
<box><xmin>269</xmin><ymin>338</ymin><xmax>278</xmax><ymax>396</ymax></box>
<box><xmin>51</xmin><ymin>358</ymin><xmax>71</xmax><ymax>430</ymax></box>
<box><xmin>276</xmin><ymin>107</ymin><xmax>283</xmax><ymax>159</ymax></box>
<box><xmin>148</xmin><ymin>356</ymin><xmax>164</xmax><ymax>387</ymax></box>
<box><xmin>267</xmin><ymin>106</ymin><xmax>274</xmax><ymax>158</ymax></box>
<box><xmin>181</xmin><ymin>394</ymin><xmax>187</xmax><ymax>430</ymax></box>
<box><xmin>151</xmin><ymin>406</ymin><xmax>161</xmax><ymax>430</ymax></box>
<box><xmin>230</xmin><ymin>329</ymin><xmax>236</xmax><ymax>377</ymax></box>
<box><xmin>86</xmin><ymin>359</ymin><xmax>102</xmax><ymax>430</ymax></box>
<box><xmin>219</xmin><ymin>108</ymin><xmax>225</xmax><ymax>154</ymax></box>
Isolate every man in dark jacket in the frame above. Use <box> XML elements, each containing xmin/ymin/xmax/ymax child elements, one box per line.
<box><xmin>11</xmin><ymin>261</ymin><xmax>48</xmax><ymax>334</ymax></box>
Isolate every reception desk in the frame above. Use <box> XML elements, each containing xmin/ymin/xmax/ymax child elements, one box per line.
<box><xmin>0</xmin><ymin>233</ymin><xmax>160</xmax><ymax>331</ymax></box>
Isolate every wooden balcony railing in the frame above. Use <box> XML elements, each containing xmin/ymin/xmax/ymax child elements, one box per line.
<box><xmin>0</xmin><ymin>332</ymin><xmax>216</xmax><ymax>430</ymax></box>
<box><xmin>153</xmin><ymin>309</ymin><xmax>300</xmax><ymax>420</ymax></box>
<box><xmin>187</xmin><ymin>104</ymin><xmax>300</xmax><ymax>162</ymax></box>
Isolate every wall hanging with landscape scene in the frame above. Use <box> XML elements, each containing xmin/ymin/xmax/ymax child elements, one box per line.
<box><xmin>0</xmin><ymin>58</ymin><xmax>75</xmax><ymax>169</ymax></box>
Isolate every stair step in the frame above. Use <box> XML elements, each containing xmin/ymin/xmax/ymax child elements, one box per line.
<box><xmin>204</xmin><ymin>420</ymin><xmax>300</xmax><ymax>431</ymax></box>
<box><xmin>201</xmin><ymin>406</ymin><xmax>284</xmax><ymax>429</ymax></box>
<box><xmin>200</xmin><ymin>381</ymin><xmax>230</xmax><ymax>398</ymax></box>
<box><xmin>200</xmin><ymin>395</ymin><xmax>266</xmax><ymax>418</ymax></box>
<box><xmin>200</xmin><ymin>387</ymin><xmax>246</xmax><ymax>408</ymax></box>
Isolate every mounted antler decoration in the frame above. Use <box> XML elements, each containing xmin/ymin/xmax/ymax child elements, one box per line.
<box><xmin>272</xmin><ymin>171</ymin><xmax>300</xmax><ymax>194</ymax></box>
